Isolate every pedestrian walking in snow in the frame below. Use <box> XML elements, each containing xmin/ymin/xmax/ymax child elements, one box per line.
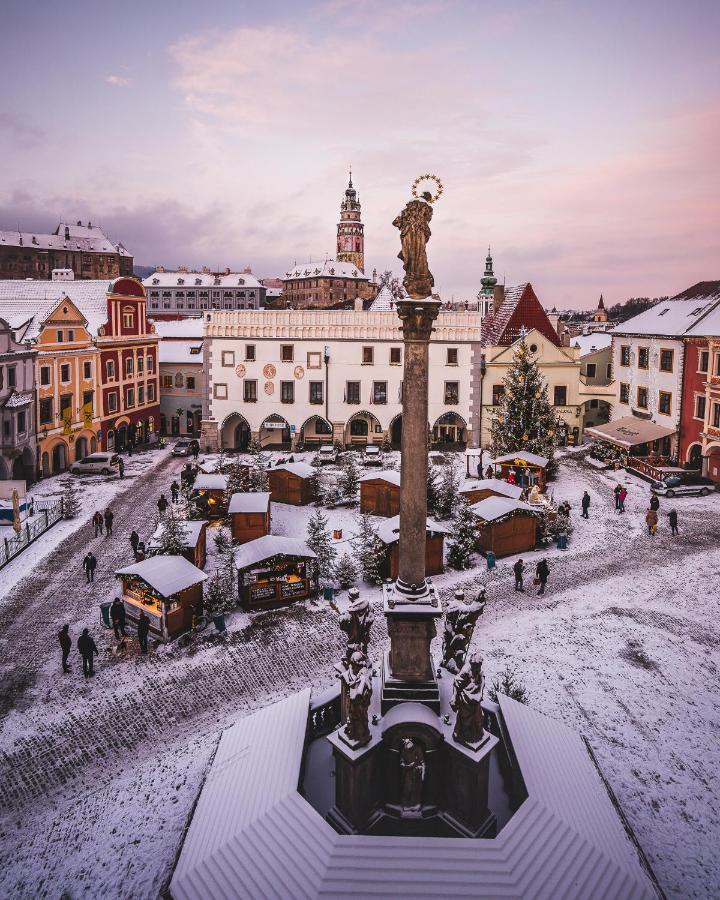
<box><xmin>157</xmin><ymin>494</ymin><xmax>169</xmax><ymax>515</ymax></box>
<box><xmin>171</xmin><ymin>481</ymin><xmax>179</xmax><ymax>503</ymax></box>
<box><xmin>650</xmin><ymin>493</ymin><xmax>660</xmax><ymax>512</ymax></box>
<box><xmin>192</xmin><ymin>444</ymin><xmax>199</xmax><ymax>461</ymax></box>
<box><xmin>560</xmin><ymin>500</ymin><xmax>571</xmax><ymax>517</ymax></box>
<box><xmin>617</xmin><ymin>487</ymin><xmax>627</xmax><ymax>513</ymax></box>
<box><xmin>83</xmin><ymin>552</ymin><xmax>97</xmax><ymax>583</ymax></box>
<box><xmin>535</xmin><ymin>559</ymin><xmax>550</xmax><ymax>596</ymax></box>
<box><xmin>669</xmin><ymin>509</ymin><xmax>679</xmax><ymax>536</ymax></box>
<box><xmin>613</xmin><ymin>484</ymin><xmax>622</xmax><ymax>509</ymax></box>
<box><xmin>128</xmin><ymin>442</ymin><xmax>133</xmax><ymax>457</ymax></box>
<box><xmin>645</xmin><ymin>508</ymin><xmax>658</xmax><ymax>535</ymax></box>
<box><xmin>118</xmin><ymin>457</ymin><xmax>125</xmax><ymax>479</ymax></box>
<box><xmin>110</xmin><ymin>597</ymin><xmax>127</xmax><ymax>639</ymax></box>
<box><xmin>130</xmin><ymin>530</ymin><xmax>140</xmax><ymax>558</ymax></box>
<box><xmin>513</xmin><ymin>558</ymin><xmax>525</xmax><ymax>592</ymax></box>
<box><xmin>58</xmin><ymin>624</ymin><xmax>72</xmax><ymax>673</ymax></box>
<box><xmin>137</xmin><ymin>611</ymin><xmax>150</xmax><ymax>653</ymax></box>
<box><xmin>485</xmin><ymin>465</ymin><xmax>493</xmax><ymax>479</ymax></box>
<box><xmin>104</xmin><ymin>507</ymin><xmax>114</xmax><ymax>537</ymax></box>
<box><xmin>77</xmin><ymin>628</ymin><xmax>98</xmax><ymax>677</ymax></box>
<box><xmin>93</xmin><ymin>511</ymin><xmax>104</xmax><ymax>537</ymax></box>
<box><xmin>581</xmin><ymin>491</ymin><xmax>591</xmax><ymax>519</ymax></box>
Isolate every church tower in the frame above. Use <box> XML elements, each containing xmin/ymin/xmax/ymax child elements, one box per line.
<box><xmin>336</xmin><ymin>171</ymin><xmax>365</xmax><ymax>272</ymax></box>
<box><xmin>477</xmin><ymin>247</ymin><xmax>497</xmax><ymax>316</ymax></box>
<box><xmin>592</xmin><ymin>293</ymin><xmax>608</xmax><ymax>323</ymax></box>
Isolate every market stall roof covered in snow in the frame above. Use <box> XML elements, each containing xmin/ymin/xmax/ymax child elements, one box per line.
<box><xmin>492</xmin><ymin>451</ymin><xmax>549</xmax><ymax>468</ymax></box>
<box><xmin>359</xmin><ymin>469</ymin><xmax>401</xmax><ymax>486</ymax></box>
<box><xmin>470</xmin><ymin>495</ymin><xmax>536</xmax><ymax>522</ymax></box>
<box><xmin>147</xmin><ymin>520</ymin><xmax>208</xmax><ymax>550</ymax></box>
<box><xmin>115</xmin><ymin>555</ymin><xmax>207</xmax><ymax>597</ymax></box>
<box><xmin>459</xmin><ymin>479</ymin><xmax>523</xmax><ymax>500</ymax></box>
<box><xmin>585</xmin><ymin>417</ymin><xmax>676</xmax><ymax>449</ymax></box>
<box><xmin>271</xmin><ymin>462</ymin><xmax>315</xmax><ymax>478</ymax></box>
<box><xmin>375</xmin><ymin>514</ymin><xmax>450</xmax><ymax>546</ymax></box>
<box><xmin>193</xmin><ymin>473</ymin><xmax>228</xmax><ymax>491</ymax></box>
<box><xmin>170</xmin><ymin>690</ymin><xmax>657</xmax><ymax>900</ymax></box>
<box><xmin>228</xmin><ymin>492</ymin><xmax>271</xmax><ymax>514</ymax></box>
<box><xmin>234</xmin><ymin>535</ymin><xmax>317</xmax><ymax>570</ymax></box>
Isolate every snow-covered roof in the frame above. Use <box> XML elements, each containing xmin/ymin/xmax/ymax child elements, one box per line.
<box><xmin>376</xmin><ymin>515</ymin><xmax>450</xmax><ymax>545</ymax></box>
<box><xmin>228</xmin><ymin>492</ymin><xmax>271</xmax><ymax>514</ymax></box>
<box><xmin>193</xmin><ymin>473</ymin><xmax>228</xmax><ymax>491</ymax></box>
<box><xmin>492</xmin><ymin>451</ymin><xmax>549</xmax><ymax>468</ymax></box>
<box><xmin>158</xmin><ymin>340</ymin><xmax>203</xmax><ymax>364</ymax></box>
<box><xmin>147</xmin><ymin>519</ymin><xmax>208</xmax><ymax>550</ymax></box>
<box><xmin>0</xmin><ymin>280</ymin><xmax>113</xmax><ymax>338</ymax></box>
<box><xmin>143</xmin><ymin>271</ymin><xmax>263</xmax><ymax>289</ymax></box>
<box><xmin>170</xmin><ymin>689</ymin><xmax>656</xmax><ymax>899</ymax></box>
<box><xmin>585</xmin><ymin>416</ymin><xmax>676</xmax><ymax>448</ymax></box>
<box><xmin>359</xmin><ymin>469</ymin><xmax>401</xmax><ymax>487</ymax></box>
<box><xmin>115</xmin><ymin>554</ymin><xmax>207</xmax><ymax>596</ymax></box>
<box><xmin>613</xmin><ymin>282</ymin><xmax>720</xmax><ymax>338</ymax></box>
<box><xmin>234</xmin><ymin>535</ymin><xmax>316</xmax><ymax>570</ymax></box>
<box><xmin>460</xmin><ymin>479</ymin><xmax>523</xmax><ymax>500</ymax></box>
<box><xmin>271</xmin><ymin>462</ymin><xmax>315</xmax><ymax>479</ymax></box>
<box><xmin>368</xmin><ymin>284</ymin><xmax>397</xmax><ymax>311</ymax></box>
<box><xmin>283</xmin><ymin>259</ymin><xmax>368</xmax><ymax>281</ymax></box>
<box><xmin>152</xmin><ymin>318</ymin><xmax>205</xmax><ymax>339</ymax></box>
<box><xmin>572</xmin><ymin>332</ymin><xmax>613</xmax><ymax>356</ymax></box>
<box><xmin>481</xmin><ymin>283</ymin><xmax>562</xmax><ymax>348</ymax></box>
<box><xmin>0</xmin><ymin>223</ymin><xmax>130</xmax><ymax>255</ymax></box>
<box><xmin>1</xmin><ymin>390</ymin><xmax>33</xmax><ymax>409</ymax></box>
<box><xmin>470</xmin><ymin>495</ymin><xmax>536</xmax><ymax>522</ymax></box>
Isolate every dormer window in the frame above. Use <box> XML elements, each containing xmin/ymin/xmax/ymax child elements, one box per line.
<box><xmin>195</xmin><ymin>278</ymin><xmax>202</xmax><ymax>285</ymax></box>
<box><xmin>177</xmin><ymin>278</ymin><xmax>185</xmax><ymax>285</ymax></box>
<box><xmin>657</xmin><ymin>308</ymin><xmax>669</xmax><ymax>316</ymax></box>
<box><xmin>122</xmin><ymin>306</ymin><xmax>135</xmax><ymax>328</ymax></box>
<box><xmin>237</xmin><ymin>278</ymin><xmax>245</xmax><ymax>286</ymax></box>
<box><xmin>152</xmin><ymin>278</ymin><xmax>159</xmax><ymax>285</ymax></box>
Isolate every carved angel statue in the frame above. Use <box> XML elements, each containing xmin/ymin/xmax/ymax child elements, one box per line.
<box><xmin>399</xmin><ymin>738</ymin><xmax>426</xmax><ymax>812</ymax></box>
<box><xmin>451</xmin><ymin>651</ymin><xmax>486</xmax><ymax>746</ymax></box>
<box><xmin>338</xmin><ymin>589</ymin><xmax>375</xmax><ymax>657</ymax></box>
<box><xmin>441</xmin><ymin>591</ymin><xmax>486</xmax><ymax>674</ymax></box>
<box><xmin>343</xmin><ymin>651</ymin><xmax>373</xmax><ymax>746</ymax></box>
<box><xmin>392</xmin><ymin>196</ymin><xmax>434</xmax><ymax>299</ymax></box>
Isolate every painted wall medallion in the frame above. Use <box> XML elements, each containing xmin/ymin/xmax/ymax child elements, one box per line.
<box><xmin>235</xmin><ymin>364</ymin><xmax>246</xmax><ymax>378</ymax></box>
<box><xmin>294</xmin><ymin>366</ymin><xmax>305</xmax><ymax>379</ymax></box>
<box><xmin>264</xmin><ymin>381</ymin><xmax>274</xmax><ymax>395</ymax></box>
<box><xmin>263</xmin><ymin>363</ymin><xmax>276</xmax><ymax>379</ymax></box>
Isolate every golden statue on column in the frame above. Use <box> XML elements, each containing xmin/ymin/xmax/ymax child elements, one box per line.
<box><xmin>393</xmin><ymin>175</ymin><xmax>443</xmax><ymax>299</ymax></box>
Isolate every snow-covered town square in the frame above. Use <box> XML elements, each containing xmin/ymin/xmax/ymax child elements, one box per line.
<box><xmin>2</xmin><ymin>3</ymin><xmax>720</xmax><ymax>898</ymax></box>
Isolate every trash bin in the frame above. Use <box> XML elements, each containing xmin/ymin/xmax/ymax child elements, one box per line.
<box><xmin>323</xmin><ymin>586</ymin><xmax>334</xmax><ymax>602</ymax></box>
<box><xmin>213</xmin><ymin>613</ymin><xmax>226</xmax><ymax>633</ymax></box>
<box><xmin>100</xmin><ymin>602</ymin><xmax>112</xmax><ymax>628</ymax></box>
<box><xmin>333</xmin><ymin>529</ymin><xmax>343</xmax><ymax>540</ymax></box>
<box><xmin>557</xmin><ymin>531</ymin><xmax>568</xmax><ymax>551</ymax></box>
<box><xmin>486</xmin><ymin>551</ymin><xmax>496</xmax><ymax>571</ymax></box>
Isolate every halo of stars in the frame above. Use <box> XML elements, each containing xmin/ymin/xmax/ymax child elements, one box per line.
<box><xmin>411</xmin><ymin>174</ymin><xmax>444</xmax><ymax>203</ymax></box>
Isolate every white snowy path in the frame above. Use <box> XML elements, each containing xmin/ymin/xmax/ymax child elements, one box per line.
<box><xmin>0</xmin><ymin>452</ymin><xmax>718</xmax><ymax>899</ymax></box>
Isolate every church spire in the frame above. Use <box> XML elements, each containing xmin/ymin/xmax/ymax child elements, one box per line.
<box><xmin>337</xmin><ymin>170</ymin><xmax>364</xmax><ymax>271</ymax></box>
<box><xmin>479</xmin><ymin>246</ymin><xmax>497</xmax><ymax>297</ymax></box>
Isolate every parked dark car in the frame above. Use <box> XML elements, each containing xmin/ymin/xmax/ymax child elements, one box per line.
<box><xmin>651</xmin><ymin>473</ymin><xmax>715</xmax><ymax>498</ymax></box>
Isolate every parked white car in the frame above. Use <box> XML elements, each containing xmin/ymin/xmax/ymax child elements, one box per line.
<box><xmin>70</xmin><ymin>453</ymin><xmax>120</xmax><ymax>476</ymax></box>
<box><xmin>363</xmin><ymin>445</ymin><xmax>383</xmax><ymax>466</ymax></box>
<box><xmin>318</xmin><ymin>444</ymin><xmax>339</xmax><ymax>464</ymax></box>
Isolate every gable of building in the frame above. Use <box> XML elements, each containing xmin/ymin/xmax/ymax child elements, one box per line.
<box><xmin>481</xmin><ymin>283</ymin><xmax>562</xmax><ymax>348</ymax></box>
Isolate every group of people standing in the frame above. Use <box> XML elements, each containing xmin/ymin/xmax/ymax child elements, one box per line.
<box><xmin>92</xmin><ymin>507</ymin><xmax>114</xmax><ymax>537</ymax></box>
<box><xmin>513</xmin><ymin>557</ymin><xmax>551</xmax><ymax>595</ymax></box>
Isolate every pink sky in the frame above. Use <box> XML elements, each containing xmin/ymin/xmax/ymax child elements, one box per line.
<box><xmin>0</xmin><ymin>0</ymin><xmax>718</xmax><ymax>308</ymax></box>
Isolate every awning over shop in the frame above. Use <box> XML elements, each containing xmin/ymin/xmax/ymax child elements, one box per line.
<box><xmin>585</xmin><ymin>416</ymin><xmax>676</xmax><ymax>449</ymax></box>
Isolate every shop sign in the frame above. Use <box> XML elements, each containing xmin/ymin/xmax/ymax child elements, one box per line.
<box><xmin>250</xmin><ymin>583</ymin><xmax>276</xmax><ymax>602</ymax></box>
<box><xmin>281</xmin><ymin>580</ymin><xmax>306</xmax><ymax>598</ymax></box>
<box><xmin>262</xmin><ymin>421</ymin><xmax>287</xmax><ymax>430</ymax></box>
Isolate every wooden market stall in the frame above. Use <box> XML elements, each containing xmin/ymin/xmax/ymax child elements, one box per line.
<box><xmin>147</xmin><ymin>519</ymin><xmax>209</xmax><ymax>569</ymax></box>
<box><xmin>491</xmin><ymin>452</ymin><xmax>549</xmax><ymax>492</ymax></box>
<box><xmin>234</xmin><ymin>535</ymin><xmax>318</xmax><ymax>611</ymax></box>
<box><xmin>192</xmin><ymin>473</ymin><xmax>229</xmax><ymax>518</ymax></box>
<box><xmin>115</xmin><ymin>555</ymin><xmax>208</xmax><ymax>642</ymax></box>
<box><xmin>470</xmin><ymin>496</ymin><xmax>537</xmax><ymax>558</ymax></box>
<box><xmin>359</xmin><ymin>470</ymin><xmax>401</xmax><ymax>517</ymax></box>
<box><xmin>376</xmin><ymin>514</ymin><xmax>448</xmax><ymax>579</ymax></box>
<box><xmin>228</xmin><ymin>492</ymin><xmax>271</xmax><ymax>544</ymax></box>
<box><xmin>458</xmin><ymin>478</ymin><xmax>523</xmax><ymax>506</ymax></box>
<box><xmin>268</xmin><ymin>463</ymin><xmax>316</xmax><ymax>506</ymax></box>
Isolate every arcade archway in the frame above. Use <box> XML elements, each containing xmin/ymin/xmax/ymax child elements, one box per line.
<box><xmin>431</xmin><ymin>412</ymin><xmax>467</xmax><ymax>449</ymax></box>
<box><xmin>259</xmin><ymin>414</ymin><xmax>291</xmax><ymax>450</ymax></box>
<box><xmin>344</xmin><ymin>410</ymin><xmax>382</xmax><ymax>447</ymax></box>
<box><xmin>220</xmin><ymin>413</ymin><xmax>251</xmax><ymax>450</ymax></box>
<box><xmin>300</xmin><ymin>415</ymin><xmax>333</xmax><ymax>447</ymax></box>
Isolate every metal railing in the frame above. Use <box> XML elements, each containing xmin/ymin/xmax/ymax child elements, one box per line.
<box><xmin>0</xmin><ymin>500</ymin><xmax>64</xmax><ymax>569</ymax></box>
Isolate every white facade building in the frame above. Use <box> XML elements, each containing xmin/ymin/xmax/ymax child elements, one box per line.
<box><xmin>201</xmin><ymin>310</ymin><xmax>483</xmax><ymax>451</ymax></box>
<box><xmin>143</xmin><ymin>269</ymin><xmax>266</xmax><ymax>318</ymax></box>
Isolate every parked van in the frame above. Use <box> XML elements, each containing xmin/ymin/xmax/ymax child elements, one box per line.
<box><xmin>70</xmin><ymin>453</ymin><xmax>120</xmax><ymax>476</ymax></box>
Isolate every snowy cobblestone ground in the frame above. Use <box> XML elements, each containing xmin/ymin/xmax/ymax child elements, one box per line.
<box><xmin>0</xmin><ymin>450</ymin><xmax>718</xmax><ymax>899</ymax></box>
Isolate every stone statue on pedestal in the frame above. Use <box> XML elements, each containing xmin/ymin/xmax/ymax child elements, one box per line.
<box><xmin>342</xmin><ymin>651</ymin><xmax>373</xmax><ymax>747</ymax></box>
<box><xmin>399</xmin><ymin>738</ymin><xmax>426</xmax><ymax>812</ymax></box>
<box><xmin>339</xmin><ymin>589</ymin><xmax>375</xmax><ymax>658</ymax></box>
<box><xmin>441</xmin><ymin>591</ymin><xmax>486</xmax><ymax>674</ymax></box>
<box><xmin>392</xmin><ymin>197</ymin><xmax>434</xmax><ymax>299</ymax></box>
<box><xmin>451</xmin><ymin>652</ymin><xmax>486</xmax><ymax>747</ymax></box>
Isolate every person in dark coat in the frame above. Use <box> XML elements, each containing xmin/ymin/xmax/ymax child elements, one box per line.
<box><xmin>110</xmin><ymin>597</ymin><xmax>127</xmax><ymax>638</ymax></box>
<box><xmin>617</xmin><ymin>487</ymin><xmax>627</xmax><ymax>513</ymax></box>
<box><xmin>83</xmin><ymin>552</ymin><xmax>97</xmax><ymax>583</ymax></box>
<box><xmin>485</xmin><ymin>465</ymin><xmax>493</xmax><ymax>480</ymax></box>
<box><xmin>93</xmin><ymin>511</ymin><xmax>104</xmax><ymax>537</ymax></box>
<box><xmin>581</xmin><ymin>491</ymin><xmax>591</xmax><ymax>518</ymax></box>
<box><xmin>669</xmin><ymin>509</ymin><xmax>679</xmax><ymax>536</ymax></box>
<box><xmin>645</xmin><ymin>508</ymin><xmax>658</xmax><ymax>535</ymax></box>
<box><xmin>513</xmin><ymin>558</ymin><xmax>525</xmax><ymax>592</ymax></box>
<box><xmin>536</xmin><ymin>559</ymin><xmax>550</xmax><ymax>595</ymax></box>
<box><xmin>118</xmin><ymin>457</ymin><xmax>125</xmax><ymax>479</ymax></box>
<box><xmin>157</xmin><ymin>494</ymin><xmax>169</xmax><ymax>515</ymax></box>
<box><xmin>137</xmin><ymin>610</ymin><xmax>150</xmax><ymax>654</ymax></box>
<box><xmin>128</xmin><ymin>442</ymin><xmax>133</xmax><ymax>457</ymax></box>
<box><xmin>613</xmin><ymin>483</ymin><xmax>622</xmax><ymax>509</ymax></box>
<box><xmin>650</xmin><ymin>493</ymin><xmax>660</xmax><ymax>512</ymax></box>
<box><xmin>130</xmin><ymin>530</ymin><xmax>140</xmax><ymax>558</ymax></box>
<box><xmin>104</xmin><ymin>507</ymin><xmax>114</xmax><ymax>537</ymax></box>
<box><xmin>58</xmin><ymin>624</ymin><xmax>72</xmax><ymax>673</ymax></box>
<box><xmin>192</xmin><ymin>444</ymin><xmax>199</xmax><ymax>461</ymax></box>
<box><xmin>171</xmin><ymin>481</ymin><xmax>180</xmax><ymax>503</ymax></box>
<box><xmin>77</xmin><ymin>628</ymin><xmax>98</xmax><ymax>677</ymax></box>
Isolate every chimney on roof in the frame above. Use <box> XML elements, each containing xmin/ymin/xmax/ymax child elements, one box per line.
<box><xmin>87</xmin><ymin>221</ymin><xmax>92</xmax><ymax>229</ymax></box>
<box><xmin>77</xmin><ymin>220</ymin><xmax>82</xmax><ymax>226</ymax></box>
<box><xmin>64</xmin><ymin>226</ymin><xmax>70</xmax><ymax>240</ymax></box>
<box><xmin>202</xmin><ymin>266</ymin><xmax>210</xmax><ymax>274</ymax></box>
<box><xmin>224</xmin><ymin>267</ymin><xmax>231</xmax><ymax>275</ymax></box>
<box><xmin>242</xmin><ymin>266</ymin><xmax>252</xmax><ymax>274</ymax></box>
<box><xmin>492</xmin><ymin>284</ymin><xmax>504</xmax><ymax>313</ymax></box>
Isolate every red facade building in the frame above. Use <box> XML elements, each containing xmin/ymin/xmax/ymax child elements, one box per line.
<box><xmin>679</xmin><ymin>338</ymin><xmax>708</xmax><ymax>470</ymax></box>
<box><xmin>96</xmin><ymin>278</ymin><xmax>160</xmax><ymax>451</ymax></box>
